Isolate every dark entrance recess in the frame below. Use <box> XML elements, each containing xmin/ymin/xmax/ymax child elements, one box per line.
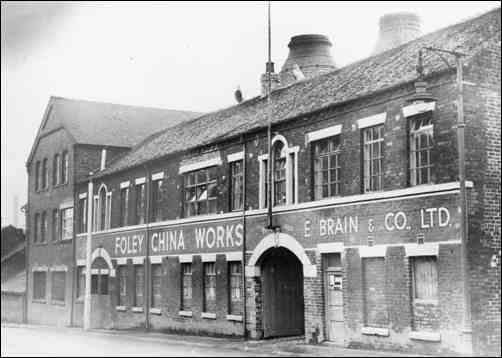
<box><xmin>90</xmin><ymin>256</ymin><xmax>112</xmax><ymax>329</ymax></box>
<box><xmin>260</xmin><ymin>247</ymin><xmax>305</xmax><ymax>338</ymax></box>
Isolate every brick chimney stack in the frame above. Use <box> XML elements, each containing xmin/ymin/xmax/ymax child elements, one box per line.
<box><xmin>373</xmin><ymin>12</ymin><xmax>422</xmax><ymax>55</ymax></box>
<box><xmin>260</xmin><ymin>62</ymin><xmax>281</xmax><ymax>96</ymax></box>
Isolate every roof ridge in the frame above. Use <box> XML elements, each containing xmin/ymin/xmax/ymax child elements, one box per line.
<box><xmin>50</xmin><ymin>95</ymin><xmax>201</xmax><ymax>114</ymax></box>
<box><xmin>92</xmin><ymin>6</ymin><xmax>500</xmax><ymax>180</ymax></box>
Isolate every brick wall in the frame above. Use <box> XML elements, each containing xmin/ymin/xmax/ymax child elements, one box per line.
<box><xmin>27</xmin><ymin>128</ymin><xmax>76</xmax><ymax>327</ymax></box>
<box><xmin>464</xmin><ymin>41</ymin><xmax>501</xmax><ymax>356</ymax></box>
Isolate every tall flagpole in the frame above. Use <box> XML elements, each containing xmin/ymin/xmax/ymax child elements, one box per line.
<box><xmin>266</xmin><ymin>0</ymin><xmax>274</xmax><ymax>230</ymax></box>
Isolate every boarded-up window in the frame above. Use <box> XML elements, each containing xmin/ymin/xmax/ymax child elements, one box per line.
<box><xmin>51</xmin><ymin>271</ymin><xmax>66</xmax><ymax>303</ymax></box>
<box><xmin>413</xmin><ymin>256</ymin><xmax>438</xmax><ymax>300</ymax></box>
<box><xmin>203</xmin><ymin>262</ymin><xmax>216</xmax><ymax>312</ymax></box>
<box><xmin>135</xmin><ymin>265</ymin><xmax>144</xmax><ymax>307</ymax></box>
<box><xmin>33</xmin><ymin>271</ymin><xmax>46</xmax><ymax>300</ymax></box>
<box><xmin>362</xmin><ymin>257</ymin><xmax>388</xmax><ymax>327</ymax></box>
<box><xmin>229</xmin><ymin>262</ymin><xmax>242</xmax><ymax>315</ymax></box>
<box><xmin>151</xmin><ymin>264</ymin><xmax>162</xmax><ymax>308</ymax></box>
<box><xmin>181</xmin><ymin>263</ymin><xmax>192</xmax><ymax>310</ymax></box>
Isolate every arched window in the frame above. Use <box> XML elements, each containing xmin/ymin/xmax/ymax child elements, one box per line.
<box><xmin>259</xmin><ymin>134</ymin><xmax>299</xmax><ymax>209</ymax></box>
<box><xmin>273</xmin><ymin>141</ymin><xmax>287</xmax><ymax>206</ymax></box>
<box><xmin>94</xmin><ymin>184</ymin><xmax>112</xmax><ymax>232</ymax></box>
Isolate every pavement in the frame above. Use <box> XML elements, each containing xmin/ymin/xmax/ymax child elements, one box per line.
<box><xmin>1</xmin><ymin>322</ymin><xmax>429</xmax><ymax>357</ymax></box>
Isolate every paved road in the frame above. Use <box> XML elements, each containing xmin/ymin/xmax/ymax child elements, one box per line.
<box><xmin>1</xmin><ymin>324</ymin><xmax>426</xmax><ymax>357</ymax></box>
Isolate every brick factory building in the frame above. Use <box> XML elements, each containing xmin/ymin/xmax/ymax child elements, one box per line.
<box><xmin>24</xmin><ymin>8</ymin><xmax>500</xmax><ymax>356</ymax></box>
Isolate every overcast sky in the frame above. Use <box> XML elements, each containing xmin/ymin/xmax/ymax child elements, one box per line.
<box><xmin>1</xmin><ymin>1</ymin><xmax>499</xmax><ymax>228</ymax></box>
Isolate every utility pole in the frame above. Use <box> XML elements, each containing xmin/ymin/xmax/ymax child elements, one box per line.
<box><xmin>83</xmin><ymin>173</ymin><xmax>94</xmax><ymax>330</ymax></box>
<box><xmin>266</xmin><ymin>0</ymin><xmax>274</xmax><ymax>231</ymax></box>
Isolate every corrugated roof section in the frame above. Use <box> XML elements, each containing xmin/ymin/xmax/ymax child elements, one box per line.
<box><xmin>96</xmin><ymin>7</ymin><xmax>501</xmax><ymax>179</ymax></box>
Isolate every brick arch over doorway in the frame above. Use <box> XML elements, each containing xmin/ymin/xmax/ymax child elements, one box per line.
<box><xmin>246</xmin><ymin>232</ymin><xmax>316</xmax><ymax>277</ymax></box>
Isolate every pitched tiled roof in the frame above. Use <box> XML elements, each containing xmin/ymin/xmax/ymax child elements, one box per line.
<box><xmin>96</xmin><ymin>7</ymin><xmax>501</xmax><ymax>179</ymax></box>
<box><xmin>27</xmin><ymin>96</ymin><xmax>200</xmax><ymax>165</ymax></box>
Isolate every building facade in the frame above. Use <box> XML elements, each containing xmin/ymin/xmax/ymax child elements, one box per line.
<box><xmin>26</xmin><ymin>8</ymin><xmax>500</xmax><ymax>356</ymax></box>
<box><xmin>24</xmin><ymin>97</ymin><xmax>198</xmax><ymax>327</ymax></box>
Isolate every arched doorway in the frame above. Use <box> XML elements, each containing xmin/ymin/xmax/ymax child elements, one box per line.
<box><xmin>88</xmin><ymin>248</ymin><xmax>114</xmax><ymax>329</ymax></box>
<box><xmin>259</xmin><ymin>247</ymin><xmax>305</xmax><ymax>338</ymax></box>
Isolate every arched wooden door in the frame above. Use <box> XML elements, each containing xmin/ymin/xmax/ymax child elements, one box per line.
<box><xmin>261</xmin><ymin>247</ymin><xmax>304</xmax><ymax>338</ymax></box>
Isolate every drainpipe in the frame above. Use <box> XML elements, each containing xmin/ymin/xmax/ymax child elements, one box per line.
<box><xmin>83</xmin><ymin>172</ymin><xmax>94</xmax><ymax>330</ymax></box>
<box><xmin>69</xmin><ymin>175</ymin><xmax>76</xmax><ymax>326</ymax></box>
<box><xmin>144</xmin><ymin>164</ymin><xmax>151</xmax><ymax>330</ymax></box>
<box><xmin>241</xmin><ymin>134</ymin><xmax>247</xmax><ymax>338</ymax></box>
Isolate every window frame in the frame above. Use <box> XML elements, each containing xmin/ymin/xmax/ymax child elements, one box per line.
<box><xmin>78</xmin><ymin>197</ymin><xmax>87</xmax><ymax>234</ymax></box>
<box><xmin>362</xmin><ymin>125</ymin><xmax>384</xmax><ymax>193</ymax></box>
<box><xmin>40</xmin><ymin>211</ymin><xmax>47</xmax><ymax>243</ymax></box>
<box><xmin>409</xmin><ymin>115</ymin><xmax>434</xmax><ymax>186</ymax></box>
<box><xmin>53</xmin><ymin>153</ymin><xmax>61</xmax><ymax>186</ymax></box>
<box><xmin>33</xmin><ymin>213</ymin><xmax>40</xmax><ymax>243</ymax></box>
<box><xmin>203</xmin><ymin>262</ymin><xmax>216</xmax><ymax>313</ymax></box>
<box><xmin>77</xmin><ymin>266</ymin><xmax>85</xmax><ymax>300</ymax></box>
<box><xmin>61</xmin><ymin>151</ymin><xmax>69</xmax><ymax>184</ymax></box>
<box><xmin>228</xmin><ymin>261</ymin><xmax>243</xmax><ymax>315</ymax></box>
<box><xmin>35</xmin><ymin>161</ymin><xmax>41</xmax><ymax>191</ymax></box>
<box><xmin>151</xmin><ymin>264</ymin><xmax>162</xmax><ymax>308</ymax></box>
<box><xmin>42</xmin><ymin>158</ymin><xmax>48</xmax><ymax>189</ymax></box>
<box><xmin>258</xmin><ymin>135</ymin><xmax>299</xmax><ymax>209</ymax></box>
<box><xmin>51</xmin><ymin>271</ymin><xmax>66</xmax><ymax>304</ymax></box>
<box><xmin>229</xmin><ymin>160</ymin><xmax>244</xmax><ymax>211</ymax></box>
<box><xmin>135</xmin><ymin>183</ymin><xmax>146</xmax><ymax>225</ymax></box>
<box><xmin>118</xmin><ymin>265</ymin><xmax>128</xmax><ymax>306</ymax></box>
<box><xmin>52</xmin><ymin>209</ymin><xmax>60</xmax><ymax>242</ymax></box>
<box><xmin>183</xmin><ymin>167</ymin><xmax>217</xmax><ymax>218</ymax></box>
<box><xmin>134</xmin><ymin>264</ymin><xmax>144</xmax><ymax>307</ymax></box>
<box><xmin>181</xmin><ymin>263</ymin><xmax>192</xmax><ymax>311</ymax></box>
<box><xmin>120</xmin><ymin>186</ymin><xmax>129</xmax><ymax>227</ymax></box>
<box><xmin>151</xmin><ymin>179</ymin><xmax>163</xmax><ymax>222</ymax></box>
<box><xmin>313</xmin><ymin>135</ymin><xmax>342</xmax><ymax>200</ymax></box>
<box><xmin>61</xmin><ymin>207</ymin><xmax>73</xmax><ymax>240</ymax></box>
<box><xmin>411</xmin><ymin>256</ymin><xmax>438</xmax><ymax>302</ymax></box>
<box><xmin>33</xmin><ymin>271</ymin><xmax>47</xmax><ymax>301</ymax></box>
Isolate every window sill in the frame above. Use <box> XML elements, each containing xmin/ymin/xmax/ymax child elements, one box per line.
<box><xmin>33</xmin><ymin>242</ymin><xmax>48</xmax><ymax>246</ymax></box>
<box><xmin>409</xmin><ymin>331</ymin><xmax>441</xmax><ymax>342</ymax></box>
<box><xmin>361</xmin><ymin>327</ymin><xmax>389</xmax><ymax>337</ymax></box>
<box><xmin>150</xmin><ymin>308</ymin><xmax>162</xmax><ymax>315</ymax></box>
<box><xmin>201</xmin><ymin>312</ymin><xmax>216</xmax><ymax>320</ymax></box>
<box><xmin>32</xmin><ymin>299</ymin><xmax>47</xmax><ymax>304</ymax></box>
<box><xmin>179</xmin><ymin>310</ymin><xmax>192</xmax><ymax>317</ymax></box>
<box><xmin>226</xmin><ymin>314</ymin><xmax>243</xmax><ymax>322</ymax></box>
<box><xmin>131</xmin><ymin>306</ymin><xmax>143</xmax><ymax>313</ymax></box>
<box><xmin>116</xmin><ymin>306</ymin><xmax>127</xmax><ymax>312</ymax></box>
<box><xmin>51</xmin><ymin>300</ymin><xmax>66</xmax><ymax>306</ymax></box>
